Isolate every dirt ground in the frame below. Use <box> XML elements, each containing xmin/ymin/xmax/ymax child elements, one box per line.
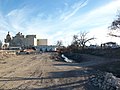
<box><xmin>0</xmin><ymin>52</ymin><xmax>105</xmax><ymax>90</ymax></box>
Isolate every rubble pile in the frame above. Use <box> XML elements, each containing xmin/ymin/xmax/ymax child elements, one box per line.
<box><xmin>89</xmin><ymin>72</ymin><xmax>120</xmax><ymax>90</ymax></box>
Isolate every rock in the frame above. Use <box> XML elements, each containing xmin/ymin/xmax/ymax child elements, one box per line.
<box><xmin>89</xmin><ymin>72</ymin><xmax>120</xmax><ymax>90</ymax></box>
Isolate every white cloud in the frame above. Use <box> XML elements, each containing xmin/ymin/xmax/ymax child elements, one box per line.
<box><xmin>6</xmin><ymin>9</ymin><xmax>25</xmax><ymax>31</ymax></box>
<box><xmin>81</xmin><ymin>0</ymin><xmax>120</xmax><ymax>45</ymax></box>
<box><xmin>86</xmin><ymin>0</ymin><xmax>120</xmax><ymax>20</ymax></box>
<box><xmin>88</xmin><ymin>26</ymin><xmax>120</xmax><ymax>45</ymax></box>
<box><xmin>63</xmin><ymin>0</ymin><xmax>120</xmax><ymax>46</ymax></box>
<box><xmin>0</xmin><ymin>0</ymin><xmax>120</xmax><ymax>46</ymax></box>
<box><xmin>60</xmin><ymin>0</ymin><xmax>89</xmax><ymax>21</ymax></box>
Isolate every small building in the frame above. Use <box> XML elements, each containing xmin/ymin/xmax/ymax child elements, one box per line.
<box><xmin>37</xmin><ymin>39</ymin><xmax>47</xmax><ymax>46</ymax></box>
<box><xmin>101</xmin><ymin>42</ymin><xmax>119</xmax><ymax>49</ymax></box>
<box><xmin>35</xmin><ymin>45</ymin><xmax>57</xmax><ymax>52</ymax></box>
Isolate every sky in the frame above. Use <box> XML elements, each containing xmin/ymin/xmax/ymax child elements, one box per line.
<box><xmin>0</xmin><ymin>0</ymin><xmax>120</xmax><ymax>46</ymax></box>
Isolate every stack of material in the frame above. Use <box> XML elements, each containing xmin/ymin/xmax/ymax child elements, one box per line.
<box><xmin>89</xmin><ymin>72</ymin><xmax>120</xmax><ymax>90</ymax></box>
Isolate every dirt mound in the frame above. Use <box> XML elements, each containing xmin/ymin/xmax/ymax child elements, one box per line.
<box><xmin>0</xmin><ymin>52</ymin><xmax>102</xmax><ymax>90</ymax></box>
<box><xmin>0</xmin><ymin>50</ymin><xmax>16</xmax><ymax>60</ymax></box>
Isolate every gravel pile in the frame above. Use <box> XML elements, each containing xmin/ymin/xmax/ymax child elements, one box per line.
<box><xmin>89</xmin><ymin>72</ymin><xmax>120</xmax><ymax>90</ymax></box>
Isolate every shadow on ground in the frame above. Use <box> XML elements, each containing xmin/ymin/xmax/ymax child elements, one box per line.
<box><xmin>0</xmin><ymin>63</ymin><xmax>102</xmax><ymax>90</ymax></box>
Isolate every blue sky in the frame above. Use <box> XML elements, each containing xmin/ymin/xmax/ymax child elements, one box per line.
<box><xmin>0</xmin><ymin>0</ymin><xmax>120</xmax><ymax>45</ymax></box>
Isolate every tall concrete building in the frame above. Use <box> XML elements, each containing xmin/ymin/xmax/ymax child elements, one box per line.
<box><xmin>9</xmin><ymin>32</ymin><xmax>25</xmax><ymax>47</ymax></box>
<box><xmin>4</xmin><ymin>32</ymin><xmax>48</xmax><ymax>48</ymax></box>
<box><xmin>5</xmin><ymin>32</ymin><xmax>37</xmax><ymax>47</ymax></box>
<box><xmin>25</xmin><ymin>35</ymin><xmax>37</xmax><ymax>46</ymax></box>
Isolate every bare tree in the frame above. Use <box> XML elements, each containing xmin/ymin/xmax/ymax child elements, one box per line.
<box><xmin>72</xmin><ymin>32</ymin><xmax>95</xmax><ymax>49</ymax></box>
<box><xmin>109</xmin><ymin>12</ymin><xmax>120</xmax><ymax>37</ymax></box>
<box><xmin>71</xmin><ymin>35</ymin><xmax>79</xmax><ymax>47</ymax></box>
<box><xmin>56</xmin><ymin>40</ymin><xmax>63</xmax><ymax>47</ymax></box>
